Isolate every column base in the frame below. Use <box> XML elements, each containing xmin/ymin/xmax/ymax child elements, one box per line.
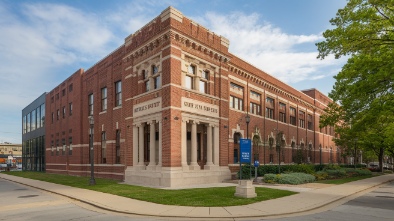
<box><xmin>146</xmin><ymin>165</ymin><xmax>156</xmax><ymax>171</ymax></box>
<box><xmin>204</xmin><ymin>164</ymin><xmax>219</xmax><ymax>170</ymax></box>
<box><xmin>189</xmin><ymin>165</ymin><xmax>200</xmax><ymax>170</ymax></box>
<box><xmin>234</xmin><ymin>180</ymin><xmax>257</xmax><ymax>198</ymax></box>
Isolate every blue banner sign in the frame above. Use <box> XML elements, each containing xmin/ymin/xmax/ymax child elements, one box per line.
<box><xmin>240</xmin><ymin>138</ymin><xmax>251</xmax><ymax>163</ymax></box>
<box><xmin>254</xmin><ymin>160</ymin><xmax>260</xmax><ymax>167</ymax></box>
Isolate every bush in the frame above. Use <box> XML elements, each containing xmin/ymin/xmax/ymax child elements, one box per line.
<box><xmin>325</xmin><ymin>169</ymin><xmax>347</xmax><ymax>178</ymax></box>
<box><xmin>314</xmin><ymin>171</ymin><xmax>328</xmax><ymax>180</ymax></box>
<box><xmin>354</xmin><ymin>169</ymin><xmax>372</xmax><ymax>176</ymax></box>
<box><xmin>263</xmin><ymin>173</ymin><xmax>315</xmax><ymax>185</ymax></box>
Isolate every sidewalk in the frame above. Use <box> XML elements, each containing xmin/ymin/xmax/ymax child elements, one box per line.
<box><xmin>1</xmin><ymin>173</ymin><xmax>393</xmax><ymax>219</ymax></box>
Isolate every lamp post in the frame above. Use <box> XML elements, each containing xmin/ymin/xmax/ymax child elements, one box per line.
<box><xmin>245</xmin><ymin>114</ymin><xmax>251</xmax><ymax>179</ymax></box>
<box><xmin>89</xmin><ymin>116</ymin><xmax>96</xmax><ymax>185</ymax></box>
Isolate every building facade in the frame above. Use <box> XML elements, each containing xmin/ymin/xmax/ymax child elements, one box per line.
<box><xmin>39</xmin><ymin>7</ymin><xmax>337</xmax><ymax>187</ymax></box>
<box><xmin>22</xmin><ymin>93</ymin><xmax>46</xmax><ymax>171</ymax></box>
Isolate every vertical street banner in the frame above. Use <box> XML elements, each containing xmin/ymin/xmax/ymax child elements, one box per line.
<box><xmin>240</xmin><ymin>138</ymin><xmax>251</xmax><ymax>163</ymax></box>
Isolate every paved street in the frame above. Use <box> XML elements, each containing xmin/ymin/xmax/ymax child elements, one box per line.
<box><xmin>1</xmin><ymin>177</ymin><xmax>393</xmax><ymax>221</ymax></box>
<box><xmin>270</xmin><ymin>181</ymin><xmax>394</xmax><ymax>221</ymax></box>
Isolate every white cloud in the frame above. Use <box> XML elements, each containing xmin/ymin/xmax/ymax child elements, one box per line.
<box><xmin>194</xmin><ymin>11</ymin><xmax>341</xmax><ymax>84</ymax></box>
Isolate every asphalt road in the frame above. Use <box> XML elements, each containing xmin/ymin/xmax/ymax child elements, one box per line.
<box><xmin>1</xmin><ymin>178</ymin><xmax>393</xmax><ymax>221</ymax></box>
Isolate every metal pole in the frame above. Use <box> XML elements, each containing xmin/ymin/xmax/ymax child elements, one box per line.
<box><xmin>89</xmin><ymin>118</ymin><xmax>96</xmax><ymax>185</ymax></box>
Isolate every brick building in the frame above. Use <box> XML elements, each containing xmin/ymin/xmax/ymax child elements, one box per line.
<box><xmin>42</xmin><ymin>7</ymin><xmax>337</xmax><ymax>187</ymax></box>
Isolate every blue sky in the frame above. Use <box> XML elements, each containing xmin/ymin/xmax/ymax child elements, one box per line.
<box><xmin>0</xmin><ymin>0</ymin><xmax>347</xmax><ymax>144</ymax></box>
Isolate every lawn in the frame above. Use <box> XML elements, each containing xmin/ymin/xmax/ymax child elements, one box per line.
<box><xmin>4</xmin><ymin>171</ymin><xmax>297</xmax><ymax>207</ymax></box>
<box><xmin>315</xmin><ymin>175</ymin><xmax>374</xmax><ymax>185</ymax></box>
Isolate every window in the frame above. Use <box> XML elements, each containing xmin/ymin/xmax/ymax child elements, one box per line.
<box><xmin>101</xmin><ymin>87</ymin><xmax>107</xmax><ymax>111</ymax></box>
<box><xmin>62</xmin><ymin>139</ymin><xmax>65</xmax><ymax>155</ymax></box>
<box><xmin>69</xmin><ymin>102</ymin><xmax>72</xmax><ymax>116</ymax></box>
<box><xmin>56</xmin><ymin>93</ymin><xmax>59</xmax><ymax>100</ymax></box>
<box><xmin>250</xmin><ymin>102</ymin><xmax>261</xmax><ymax>115</ymax></box>
<box><xmin>290</xmin><ymin>107</ymin><xmax>296</xmax><ymax>126</ymax></box>
<box><xmin>31</xmin><ymin>110</ymin><xmax>36</xmax><ymax>131</ymax></box>
<box><xmin>62</xmin><ymin>106</ymin><xmax>66</xmax><ymax>118</ymax></box>
<box><xmin>27</xmin><ymin>113</ymin><xmax>30</xmax><ymax>132</ymax></box>
<box><xmin>299</xmin><ymin>111</ymin><xmax>305</xmax><ymax>128</ymax></box>
<box><xmin>115</xmin><ymin>130</ymin><xmax>120</xmax><ymax>164</ymax></box>
<box><xmin>56</xmin><ymin>109</ymin><xmax>59</xmax><ymax>120</ymax></box>
<box><xmin>36</xmin><ymin>107</ymin><xmax>41</xmax><ymax>128</ymax></box>
<box><xmin>265</xmin><ymin>97</ymin><xmax>274</xmax><ymax>119</ymax></box>
<box><xmin>40</xmin><ymin>104</ymin><xmax>45</xmax><ymax>127</ymax></box>
<box><xmin>279</xmin><ymin>102</ymin><xmax>286</xmax><ymax>123</ymax></box>
<box><xmin>199</xmin><ymin>70</ymin><xmax>209</xmax><ymax>93</ymax></box>
<box><xmin>230</xmin><ymin>95</ymin><xmax>243</xmax><ymax>110</ymax></box>
<box><xmin>88</xmin><ymin>94</ymin><xmax>93</xmax><ymax>116</ymax></box>
<box><xmin>51</xmin><ymin>141</ymin><xmax>54</xmax><ymax>156</ymax></box>
<box><xmin>69</xmin><ymin>137</ymin><xmax>72</xmax><ymax>155</ymax></box>
<box><xmin>115</xmin><ymin>81</ymin><xmax>122</xmax><ymax>107</ymax></box>
<box><xmin>101</xmin><ymin>132</ymin><xmax>106</xmax><ymax>164</ymax></box>
<box><xmin>56</xmin><ymin>140</ymin><xmax>59</xmax><ymax>156</ymax></box>
<box><xmin>51</xmin><ymin>96</ymin><xmax>54</xmax><ymax>103</ymax></box>
<box><xmin>152</xmin><ymin>65</ymin><xmax>161</xmax><ymax>89</ymax></box>
<box><xmin>143</xmin><ymin>69</ymin><xmax>150</xmax><ymax>92</ymax></box>
<box><xmin>185</xmin><ymin>65</ymin><xmax>196</xmax><ymax>89</ymax></box>
<box><xmin>69</xmin><ymin>84</ymin><xmax>73</xmax><ymax>92</ymax></box>
<box><xmin>266</xmin><ymin>107</ymin><xmax>274</xmax><ymax>119</ymax></box>
<box><xmin>62</xmin><ymin>89</ymin><xmax>66</xmax><ymax>96</ymax></box>
<box><xmin>51</xmin><ymin>112</ymin><xmax>54</xmax><ymax>124</ymax></box>
<box><xmin>307</xmin><ymin>114</ymin><xmax>313</xmax><ymax>130</ymax></box>
<box><xmin>23</xmin><ymin>115</ymin><xmax>26</xmax><ymax>134</ymax></box>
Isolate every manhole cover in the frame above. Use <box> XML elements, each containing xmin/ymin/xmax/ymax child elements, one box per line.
<box><xmin>18</xmin><ymin>195</ymin><xmax>39</xmax><ymax>198</ymax></box>
<box><xmin>375</xmin><ymin>196</ymin><xmax>394</xmax><ymax>199</ymax></box>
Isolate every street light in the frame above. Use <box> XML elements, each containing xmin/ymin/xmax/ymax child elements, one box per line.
<box><xmin>89</xmin><ymin>116</ymin><xmax>96</xmax><ymax>185</ymax></box>
<box><xmin>245</xmin><ymin>114</ymin><xmax>251</xmax><ymax>179</ymax></box>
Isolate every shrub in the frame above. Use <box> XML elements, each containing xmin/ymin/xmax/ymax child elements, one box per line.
<box><xmin>263</xmin><ymin>173</ymin><xmax>315</xmax><ymax>185</ymax></box>
<box><xmin>325</xmin><ymin>169</ymin><xmax>347</xmax><ymax>178</ymax></box>
<box><xmin>314</xmin><ymin>171</ymin><xmax>328</xmax><ymax>180</ymax></box>
<box><xmin>354</xmin><ymin>169</ymin><xmax>372</xmax><ymax>176</ymax></box>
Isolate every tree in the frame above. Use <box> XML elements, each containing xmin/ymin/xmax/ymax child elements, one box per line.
<box><xmin>317</xmin><ymin>0</ymin><xmax>394</xmax><ymax>172</ymax></box>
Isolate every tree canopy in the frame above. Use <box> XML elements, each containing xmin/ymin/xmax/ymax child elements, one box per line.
<box><xmin>317</xmin><ymin>0</ymin><xmax>394</xmax><ymax>171</ymax></box>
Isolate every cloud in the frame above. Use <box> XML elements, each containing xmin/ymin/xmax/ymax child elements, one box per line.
<box><xmin>194</xmin><ymin>11</ymin><xmax>342</xmax><ymax>84</ymax></box>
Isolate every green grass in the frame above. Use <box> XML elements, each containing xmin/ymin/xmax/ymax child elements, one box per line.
<box><xmin>4</xmin><ymin>172</ymin><xmax>297</xmax><ymax>207</ymax></box>
<box><xmin>315</xmin><ymin>175</ymin><xmax>374</xmax><ymax>185</ymax></box>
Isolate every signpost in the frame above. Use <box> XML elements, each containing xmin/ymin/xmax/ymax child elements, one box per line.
<box><xmin>240</xmin><ymin>138</ymin><xmax>251</xmax><ymax>179</ymax></box>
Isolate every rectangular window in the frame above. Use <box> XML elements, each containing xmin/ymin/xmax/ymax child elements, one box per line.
<box><xmin>62</xmin><ymin>139</ymin><xmax>65</xmax><ymax>155</ymax></box>
<box><xmin>115</xmin><ymin>130</ymin><xmax>120</xmax><ymax>164</ymax></box>
<box><xmin>299</xmin><ymin>110</ymin><xmax>305</xmax><ymax>128</ymax></box>
<box><xmin>51</xmin><ymin>113</ymin><xmax>54</xmax><ymax>124</ymax></box>
<box><xmin>265</xmin><ymin>107</ymin><xmax>274</xmax><ymax>119</ymax></box>
<box><xmin>56</xmin><ymin>93</ymin><xmax>59</xmax><ymax>100</ymax></box>
<box><xmin>23</xmin><ymin>115</ymin><xmax>26</xmax><ymax>134</ymax></box>
<box><xmin>250</xmin><ymin>102</ymin><xmax>261</xmax><ymax>115</ymax></box>
<box><xmin>290</xmin><ymin>107</ymin><xmax>296</xmax><ymax>126</ymax></box>
<box><xmin>199</xmin><ymin>80</ymin><xmax>207</xmax><ymax>93</ymax></box>
<box><xmin>69</xmin><ymin>84</ymin><xmax>73</xmax><ymax>92</ymax></box>
<box><xmin>88</xmin><ymin>94</ymin><xmax>93</xmax><ymax>116</ymax></box>
<box><xmin>115</xmin><ymin>81</ymin><xmax>122</xmax><ymax>107</ymax></box>
<box><xmin>145</xmin><ymin>80</ymin><xmax>150</xmax><ymax>92</ymax></box>
<box><xmin>69</xmin><ymin>137</ymin><xmax>73</xmax><ymax>155</ymax></box>
<box><xmin>62</xmin><ymin>106</ymin><xmax>66</xmax><ymax>118</ymax></box>
<box><xmin>230</xmin><ymin>95</ymin><xmax>243</xmax><ymax>111</ymax></box>
<box><xmin>101</xmin><ymin>87</ymin><xmax>107</xmax><ymax>111</ymax></box>
<box><xmin>57</xmin><ymin>109</ymin><xmax>59</xmax><ymax>120</ymax></box>
<box><xmin>36</xmin><ymin>107</ymin><xmax>41</xmax><ymax>128</ymax></box>
<box><xmin>154</xmin><ymin>75</ymin><xmax>161</xmax><ymax>89</ymax></box>
<box><xmin>40</xmin><ymin>104</ymin><xmax>45</xmax><ymax>127</ymax></box>
<box><xmin>308</xmin><ymin>114</ymin><xmax>313</xmax><ymax>130</ymax></box>
<box><xmin>31</xmin><ymin>110</ymin><xmax>36</xmax><ymax>131</ymax></box>
<box><xmin>51</xmin><ymin>140</ymin><xmax>54</xmax><ymax>156</ymax></box>
<box><xmin>185</xmin><ymin>76</ymin><xmax>193</xmax><ymax>89</ymax></box>
<box><xmin>27</xmin><ymin>113</ymin><xmax>30</xmax><ymax>132</ymax></box>
<box><xmin>62</xmin><ymin>89</ymin><xmax>66</xmax><ymax>96</ymax></box>
<box><xmin>56</xmin><ymin>140</ymin><xmax>59</xmax><ymax>156</ymax></box>
<box><xmin>185</xmin><ymin>65</ymin><xmax>196</xmax><ymax>90</ymax></box>
<box><xmin>101</xmin><ymin>132</ymin><xmax>106</xmax><ymax>164</ymax></box>
<box><xmin>69</xmin><ymin>102</ymin><xmax>73</xmax><ymax>116</ymax></box>
<box><xmin>279</xmin><ymin>102</ymin><xmax>286</xmax><ymax>123</ymax></box>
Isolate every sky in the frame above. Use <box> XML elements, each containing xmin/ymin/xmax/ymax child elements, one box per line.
<box><xmin>0</xmin><ymin>0</ymin><xmax>348</xmax><ymax>144</ymax></box>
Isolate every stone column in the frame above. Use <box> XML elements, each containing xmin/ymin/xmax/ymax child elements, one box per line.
<box><xmin>181</xmin><ymin>120</ymin><xmax>188</xmax><ymax>168</ymax></box>
<box><xmin>157</xmin><ymin>120</ymin><xmax>162</xmax><ymax>168</ymax></box>
<box><xmin>148</xmin><ymin>121</ymin><xmax>156</xmax><ymax>169</ymax></box>
<box><xmin>138</xmin><ymin>123</ymin><xmax>145</xmax><ymax>167</ymax></box>
<box><xmin>213</xmin><ymin>124</ymin><xmax>220</xmax><ymax>166</ymax></box>
<box><xmin>205</xmin><ymin>124</ymin><xmax>213</xmax><ymax>166</ymax></box>
<box><xmin>190</xmin><ymin>120</ymin><xmax>199</xmax><ymax>170</ymax></box>
<box><xmin>132</xmin><ymin>125</ymin><xmax>138</xmax><ymax>166</ymax></box>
